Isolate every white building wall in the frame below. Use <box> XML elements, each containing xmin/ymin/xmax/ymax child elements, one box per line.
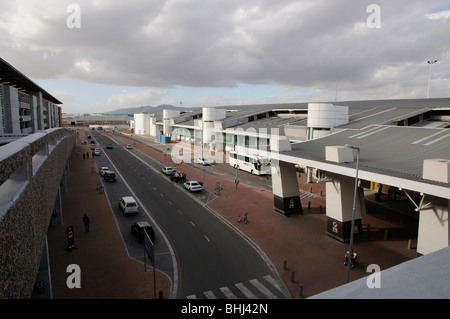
<box><xmin>203</xmin><ymin>107</ymin><xmax>226</xmax><ymax>122</ymax></box>
<box><xmin>202</xmin><ymin>107</ymin><xmax>226</xmax><ymax>145</ymax></box>
<box><xmin>150</xmin><ymin>117</ymin><xmax>156</xmax><ymax>136</ymax></box>
<box><xmin>134</xmin><ymin>113</ymin><xmax>151</xmax><ymax>135</ymax></box>
<box><xmin>307</xmin><ymin>103</ymin><xmax>349</xmax><ymax>128</ymax></box>
<box><xmin>307</xmin><ymin>103</ymin><xmax>349</xmax><ymax>140</ymax></box>
<box><xmin>163</xmin><ymin>109</ymin><xmax>180</xmax><ymax>135</ymax></box>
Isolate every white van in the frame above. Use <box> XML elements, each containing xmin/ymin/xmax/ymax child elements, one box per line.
<box><xmin>118</xmin><ymin>196</ymin><xmax>138</xmax><ymax>215</ymax></box>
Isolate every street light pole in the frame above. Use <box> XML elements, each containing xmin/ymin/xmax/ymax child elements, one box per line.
<box><xmin>345</xmin><ymin>144</ymin><xmax>360</xmax><ymax>283</ymax></box>
<box><xmin>427</xmin><ymin>60</ymin><xmax>437</xmax><ymax>98</ymax></box>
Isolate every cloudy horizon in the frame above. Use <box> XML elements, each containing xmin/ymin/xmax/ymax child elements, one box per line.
<box><xmin>1</xmin><ymin>0</ymin><xmax>449</xmax><ymax>113</ymax></box>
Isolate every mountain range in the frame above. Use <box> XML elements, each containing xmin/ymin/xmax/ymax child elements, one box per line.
<box><xmin>103</xmin><ymin>104</ymin><xmax>183</xmax><ymax>115</ymax></box>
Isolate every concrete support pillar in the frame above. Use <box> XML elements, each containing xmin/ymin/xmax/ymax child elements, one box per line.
<box><xmin>326</xmin><ymin>173</ymin><xmax>365</xmax><ymax>242</ymax></box>
<box><xmin>4</xmin><ymin>86</ymin><xmax>21</xmax><ymax>134</ymax></box>
<box><xmin>30</xmin><ymin>95</ymin><xmax>38</xmax><ymax>133</ymax></box>
<box><xmin>417</xmin><ymin>198</ymin><xmax>449</xmax><ymax>255</ymax></box>
<box><xmin>29</xmin><ymin>91</ymin><xmax>44</xmax><ymax>130</ymax></box>
<box><xmin>272</xmin><ymin>160</ymin><xmax>302</xmax><ymax>216</ymax></box>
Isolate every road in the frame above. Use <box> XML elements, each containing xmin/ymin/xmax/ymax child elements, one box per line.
<box><xmin>88</xmin><ymin>130</ymin><xmax>289</xmax><ymax>299</ymax></box>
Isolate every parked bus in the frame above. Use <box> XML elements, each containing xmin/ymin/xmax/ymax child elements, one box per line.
<box><xmin>229</xmin><ymin>151</ymin><xmax>271</xmax><ymax>175</ymax></box>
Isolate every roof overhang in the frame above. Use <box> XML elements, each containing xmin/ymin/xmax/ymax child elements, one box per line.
<box><xmin>0</xmin><ymin>57</ymin><xmax>62</xmax><ymax>104</ymax></box>
<box><xmin>261</xmin><ymin>125</ymin><xmax>450</xmax><ymax>199</ymax></box>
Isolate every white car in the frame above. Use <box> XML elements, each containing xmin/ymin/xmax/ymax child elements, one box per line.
<box><xmin>118</xmin><ymin>196</ymin><xmax>139</xmax><ymax>215</ymax></box>
<box><xmin>162</xmin><ymin>166</ymin><xmax>177</xmax><ymax>175</ymax></box>
<box><xmin>94</xmin><ymin>148</ymin><xmax>101</xmax><ymax>156</ymax></box>
<box><xmin>184</xmin><ymin>181</ymin><xmax>203</xmax><ymax>192</ymax></box>
<box><xmin>98</xmin><ymin>167</ymin><xmax>110</xmax><ymax>176</ymax></box>
<box><xmin>197</xmin><ymin>157</ymin><xmax>211</xmax><ymax>165</ymax></box>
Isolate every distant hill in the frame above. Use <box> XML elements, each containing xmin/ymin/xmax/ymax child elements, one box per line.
<box><xmin>103</xmin><ymin>104</ymin><xmax>180</xmax><ymax>115</ymax></box>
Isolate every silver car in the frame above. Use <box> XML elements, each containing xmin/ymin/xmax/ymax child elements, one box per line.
<box><xmin>184</xmin><ymin>180</ymin><xmax>203</xmax><ymax>192</ymax></box>
<box><xmin>98</xmin><ymin>167</ymin><xmax>110</xmax><ymax>176</ymax></box>
<box><xmin>162</xmin><ymin>166</ymin><xmax>177</xmax><ymax>175</ymax></box>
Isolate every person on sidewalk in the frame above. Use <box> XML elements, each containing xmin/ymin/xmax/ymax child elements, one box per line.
<box><xmin>83</xmin><ymin>214</ymin><xmax>90</xmax><ymax>232</ymax></box>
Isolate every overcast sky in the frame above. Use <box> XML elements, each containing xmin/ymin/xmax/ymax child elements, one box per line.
<box><xmin>1</xmin><ymin>0</ymin><xmax>449</xmax><ymax>114</ymax></box>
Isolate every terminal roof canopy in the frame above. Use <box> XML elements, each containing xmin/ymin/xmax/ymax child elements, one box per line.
<box><xmin>280</xmin><ymin>125</ymin><xmax>450</xmax><ymax>199</ymax></box>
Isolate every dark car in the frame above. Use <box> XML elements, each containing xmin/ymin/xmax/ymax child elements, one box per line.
<box><xmin>103</xmin><ymin>171</ymin><xmax>116</xmax><ymax>182</ymax></box>
<box><xmin>130</xmin><ymin>221</ymin><xmax>155</xmax><ymax>243</ymax></box>
<box><xmin>106</xmin><ymin>143</ymin><xmax>113</xmax><ymax>149</ymax></box>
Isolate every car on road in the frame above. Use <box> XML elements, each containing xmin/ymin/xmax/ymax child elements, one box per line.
<box><xmin>103</xmin><ymin>171</ymin><xmax>116</xmax><ymax>182</ymax></box>
<box><xmin>106</xmin><ymin>143</ymin><xmax>113</xmax><ymax>149</ymax></box>
<box><xmin>119</xmin><ymin>196</ymin><xmax>139</xmax><ymax>215</ymax></box>
<box><xmin>183</xmin><ymin>180</ymin><xmax>203</xmax><ymax>192</ymax></box>
<box><xmin>94</xmin><ymin>148</ymin><xmax>101</xmax><ymax>156</ymax></box>
<box><xmin>197</xmin><ymin>157</ymin><xmax>211</xmax><ymax>165</ymax></box>
<box><xmin>130</xmin><ymin>221</ymin><xmax>155</xmax><ymax>243</ymax></box>
<box><xmin>98</xmin><ymin>167</ymin><xmax>110</xmax><ymax>176</ymax></box>
<box><xmin>126</xmin><ymin>144</ymin><xmax>133</xmax><ymax>149</ymax></box>
<box><xmin>162</xmin><ymin>166</ymin><xmax>177</xmax><ymax>175</ymax></box>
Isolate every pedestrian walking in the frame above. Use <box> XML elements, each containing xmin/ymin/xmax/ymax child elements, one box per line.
<box><xmin>86</xmin><ymin>152</ymin><xmax>89</xmax><ymax>159</ymax></box>
<box><xmin>83</xmin><ymin>153</ymin><xmax>86</xmax><ymax>160</ymax></box>
<box><xmin>82</xmin><ymin>214</ymin><xmax>90</xmax><ymax>232</ymax></box>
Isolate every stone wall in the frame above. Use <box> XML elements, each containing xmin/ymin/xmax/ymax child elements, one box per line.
<box><xmin>0</xmin><ymin>128</ymin><xmax>76</xmax><ymax>298</ymax></box>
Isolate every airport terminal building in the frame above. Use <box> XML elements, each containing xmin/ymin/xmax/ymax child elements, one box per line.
<box><xmin>133</xmin><ymin>98</ymin><xmax>450</xmax><ymax>256</ymax></box>
<box><xmin>0</xmin><ymin>58</ymin><xmax>62</xmax><ymax>144</ymax></box>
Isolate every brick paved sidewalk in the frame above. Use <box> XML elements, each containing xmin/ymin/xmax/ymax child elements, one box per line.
<box><xmin>47</xmin><ymin>132</ymin><xmax>171</xmax><ymax>299</ymax></box>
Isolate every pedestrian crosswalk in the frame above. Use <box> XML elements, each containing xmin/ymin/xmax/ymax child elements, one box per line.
<box><xmin>186</xmin><ymin>275</ymin><xmax>284</xmax><ymax>299</ymax></box>
<box><xmin>299</xmin><ymin>189</ymin><xmax>317</xmax><ymax>199</ymax></box>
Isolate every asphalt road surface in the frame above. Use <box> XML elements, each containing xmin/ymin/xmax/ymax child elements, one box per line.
<box><xmin>88</xmin><ymin>130</ymin><xmax>289</xmax><ymax>299</ymax></box>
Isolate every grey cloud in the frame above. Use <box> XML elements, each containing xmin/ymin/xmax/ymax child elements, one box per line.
<box><xmin>1</xmin><ymin>0</ymin><xmax>449</xmax><ymax>99</ymax></box>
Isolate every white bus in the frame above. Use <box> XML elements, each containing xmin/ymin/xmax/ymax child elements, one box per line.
<box><xmin>229</xmin><ymin>151</ymin><xmax>271</xmax><ymax>175</ymax></box>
